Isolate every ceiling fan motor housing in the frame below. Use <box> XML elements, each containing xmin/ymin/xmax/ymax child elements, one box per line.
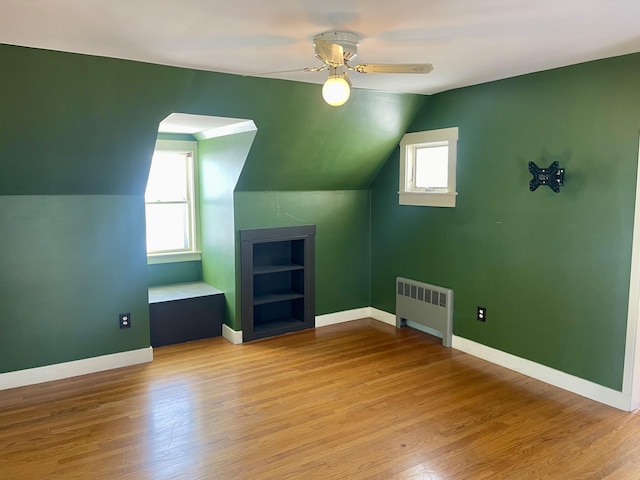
<box><xmin>313</xmin><ymin>31</ymin><xmax>359</xmax><ymax>62</ymax></box>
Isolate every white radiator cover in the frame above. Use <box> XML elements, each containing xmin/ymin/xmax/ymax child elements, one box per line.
<box><xmin>396</xmin><ymin>277</ymin><xmax>453</xmax><ymax>347</ymax></box>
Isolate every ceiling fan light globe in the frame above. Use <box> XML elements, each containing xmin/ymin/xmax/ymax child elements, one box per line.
<box><xmin>322</xmin><ymin>76</ymin><xmax>350</xmax><ymax>106</ymax></box>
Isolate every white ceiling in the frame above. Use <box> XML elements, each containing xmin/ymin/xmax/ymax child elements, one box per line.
<box><xmin>1</xmin><ymin>0</ymin><xmax>639</xmax><ymax>95</ymax></box>
<box><xmin>158</xmin><ymin>113</ymin><xmax>256</xmax><ymax>137</ymax></box>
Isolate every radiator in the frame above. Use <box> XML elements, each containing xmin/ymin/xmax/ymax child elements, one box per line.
<box><xmin>396</xmin><ymin>277</ymin><xmax>453</xmax><ymax>347</ymax></box>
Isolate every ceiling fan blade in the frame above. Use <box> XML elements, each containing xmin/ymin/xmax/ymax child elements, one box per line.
<box><xmin>351</xmin><ymin>63</ymin><xmax>434</xmax><ymax>74</ymax></box>
<box><xmin>315</xmin><ymin>39</ymin><xmax>345</xmax><ymax>66</ymax></box>
<box><xmin>247</xmin><ymin>66</ymin><xmax>326</xmax><ymax>76</ymax></box>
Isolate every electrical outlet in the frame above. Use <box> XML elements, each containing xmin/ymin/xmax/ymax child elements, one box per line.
<box><xmin>477</xmin><ymin>306</ymin><xmax>486</xmax><ymax>322</ymax></box>
<box><xmin>119</xmin><ymin>313</ymin><xmax>131</xmax><ymax>329</ymax></box>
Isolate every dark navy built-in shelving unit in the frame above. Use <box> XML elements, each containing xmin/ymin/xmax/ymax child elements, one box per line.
<box><xmin>240</xmin><ymin>225</ymin><xmax>316</xmax><ymax>342</ymax></box>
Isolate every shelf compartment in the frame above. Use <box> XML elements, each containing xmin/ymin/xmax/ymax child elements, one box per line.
<box><xmin>253</xmin><ymin>298</ymin><xmax>305</xmax><ymax>329</ymax></box>
<box><xmin>253</xmin><ymin>239</ymin><xmax>305</xmax><ymax>269</ymax></box>
<box><xmin>253</xmin><ymin>317</ymin><xmax>306</xmax><ymax>336</ymax></box>
<box><xmin>253</xmin><ymin>292</ymin><xmax>304</xmax><ymax>305</ymax></box>
<box><xmin>253</xmin><ymin>263</ymin><xmax>304</xmax><ymax>275</ymax></box>
<box><xmin>253</xmin><ymin>269</ymin><xmax>304</xmax><ymax>300</ymax></box>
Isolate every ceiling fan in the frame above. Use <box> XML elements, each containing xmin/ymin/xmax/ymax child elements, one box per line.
<box><xmin>305</xmin><ymin>31</ymin><xmax>434</xmax><ymax>106</ymax></box>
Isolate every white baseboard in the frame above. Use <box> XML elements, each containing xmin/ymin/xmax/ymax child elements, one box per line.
<box><xmin>223</xmin><ymin>309</ymin><xmax>378</xmax><ymax>343</ymax></box>
<box><xmin>452</xmin><ymin>335</ymin><xmax>630</xmax><ymax>411</ymax></box>
<box><xmin>222</xmin><ymin>323</ymin><xmax>243</xmax><ymax>344</ymax></box>
<box><xmin>369</xmin><ymin>307</ymin><xmax>445</xmax><ymax>340</ymax></box>
<box><xmin>223</xmin><ymin>308</ymin><xmax>389</xmax><ymax>342</ymax></box>
<box><xmin>341</xmin><ymin>307</ymin><xmax>631</xmax><ymax>411</ymax></box>
<box><xmin>0</xmin><ymin>347</ymin><xmax>153</xmax><ymax>391</ymax></box>
<box><xmin>369</xmin><ymin>307</ymin><xmax>396</xmax><ymax>326</ymax></box>
<box><xmin>320</xmin><ymin>308</ymin><xmax>444</xmax><ymax>340</ymax></box>
<box><xmin>316</xmin><ymin>307</ymin><xmax>373</xmax><ymax>327</ymax></box>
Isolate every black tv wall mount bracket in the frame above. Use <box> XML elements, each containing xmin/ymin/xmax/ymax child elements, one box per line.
<box><xmin>529</xmin><ymin>161</ymin><xmax>564</xmax><ymax>193</ymax></box>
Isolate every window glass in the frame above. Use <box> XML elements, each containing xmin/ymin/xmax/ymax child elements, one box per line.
<box><xmin>414</xmin><ymin>145</ymin><xmax>449</xmax><ymax>190</ymax></box>
<box><xmin>145</xmin><ymin>152</ymin><xmax>188</xmax><ymax>202</ymax></box>
<box><xmin>145</xmin><ymin>203</ymin><xmax>189</xmax><ymax>252</ymax></box>
<box><xmin>144</xmin><ymin>143</ymin><xmax>196</xmax><ymax>255</ymax></box>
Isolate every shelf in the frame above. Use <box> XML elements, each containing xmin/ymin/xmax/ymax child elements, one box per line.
<box><xmin>253</xmin><ymin>263</ymin><xmax>304</xmax><ymax>275</ymax></box>
<box><xmin>253</xmin><ymin>292</ymin><xmax>304</xmax><ymax>305</ymax></box>
<box><xmin>254</xmin><ymin>317</ymin><xmax>305</xmax><ymax>335</ymax></box>
<box><xmin>240</xmin><ymin>225</ymin><xmax>316</xmax><ymax>342</ymax></box>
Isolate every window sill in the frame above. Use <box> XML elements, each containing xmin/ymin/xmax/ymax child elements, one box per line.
<box><xmin>147</xmin><ymin>251</ymin><xmax>202</xmax><ymax>265</ymax></box>
<box><xmin>399</xmin><ymin>191</ymin><xmax>457</xmax><ymax>207</ymax></box>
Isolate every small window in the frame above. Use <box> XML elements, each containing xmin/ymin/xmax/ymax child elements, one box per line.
<box><xmin>399</xmin><ymin>127</ymin><xmax>458</xmax><ymax>207</ymax></box>
<box><xmin>145</xmin><ymin>140</ymin><xmax>199</xmax><ymax>259</ymax></box>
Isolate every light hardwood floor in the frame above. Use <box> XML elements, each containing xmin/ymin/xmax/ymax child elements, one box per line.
<box><xmin>2</xmin><ymin>319</ymin><xmax>640</xmax><ymax>479</ymax></box>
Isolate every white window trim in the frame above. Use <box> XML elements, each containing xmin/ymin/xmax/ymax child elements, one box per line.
<box><xmin>399</xmin><ymin>127</ymin><xmax>459</xmax><ymax>207</ymax></box>
<box><xmin>146</xmin><ymin>139</ymin><xmax>201</xmax><ymax>264</ymax></box>
<box><xmin>147</xmin><ymin>251</ymin><xmax>201</xmax><ymax>265</ymax></box>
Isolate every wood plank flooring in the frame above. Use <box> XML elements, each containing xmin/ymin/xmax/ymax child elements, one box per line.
<box><xmin>2</xmin><ymin>318</ymin><xmax>640</xmax><ymax>479</ymax></box>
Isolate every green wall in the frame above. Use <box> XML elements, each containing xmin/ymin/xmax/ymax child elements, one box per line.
<box><xmin>0</xmin><ymin>43</ymin><xmax>421</xmax><ymax>374</ymax></box>
<box><xmin>0</xmin><ymin>196</ymin><xmax>149</xmax><ymax>373</ymax></box>
<box><xmin>200</xmin><ymin>131</ymin><xmax>256</xmax><ymax>330</ymax></box>
<box><xmin>235</xmin><ymin>191</ymin><xmax>371</xmax><ymax>318</ymax></box>
<box><xmin>371</xmin><ymin>53</ymin><xmax>640</xmax><ymax>390</ymax></box>
<box><xmin>147</xmin><ymin>261</ymin><xmax>202</xmax><ymax>287</ymax></box>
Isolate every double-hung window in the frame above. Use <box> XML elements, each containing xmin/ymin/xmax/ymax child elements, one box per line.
<box><xmin>145</xmin><ymin>139</ymin><xmax>199</xmax><ymax>261</ymax></box>
<box><xmin>399</xmin><ymin>127</ymin><xmax>459</xmax><ymax>207</ymax></box>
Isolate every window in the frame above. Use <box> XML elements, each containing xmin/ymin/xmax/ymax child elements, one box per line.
<box><xmin>399</xmin><ymin>127</ymin><xmax>459</xmax><ymax>207</ymax></box>
<box><xmin>145</xmin><ymin>140</ymin><xmax>200</xmax><ymax>261</ymax></box>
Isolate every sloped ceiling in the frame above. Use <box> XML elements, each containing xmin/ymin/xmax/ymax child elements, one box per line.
<box><xmin>0</xmin><ymin>44</ymin><xmax>424</xmax><ymax>195</ymax></box>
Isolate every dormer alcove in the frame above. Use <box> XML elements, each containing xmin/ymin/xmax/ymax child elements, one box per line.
<box><xmin>147</xmin><ymin>112</ymin><xmax>257</xmax><ymax>345</ymax></box>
